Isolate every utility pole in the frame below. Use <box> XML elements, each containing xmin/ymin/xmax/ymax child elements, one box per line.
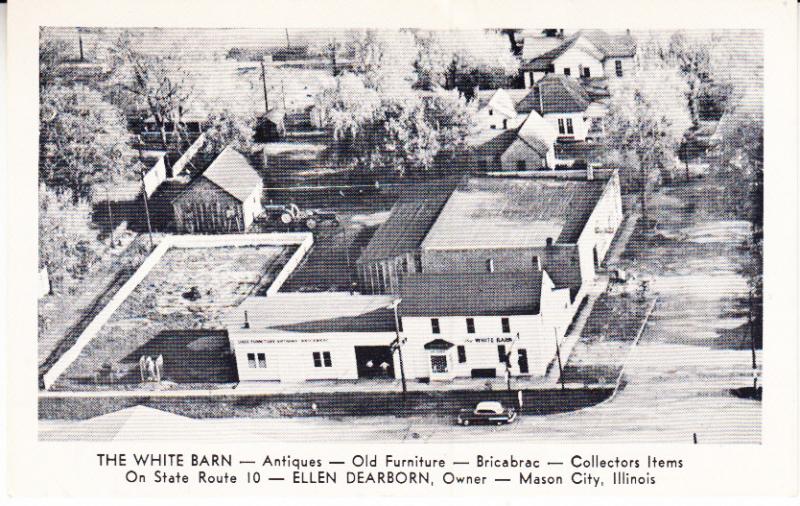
<box><xmin>749</xmin><ymin>290</ymin><xmax>758</xmax><ymax>390</ymax></box>
<box><xmin>139</xmin><ymin>170</ymin><xmax>154</xmax><ymax>251</ymax></box>
<box><xmin>390</xmin><ymin>299</ymin><xmax>407</xmax><ymax>396</ymax></box>
<box><xmin>554</xmin><ymin>328</ymin><xmax>565</xmax><ymax>390</ymax></box>
<box><xmin>260</xmin><ymin>57</ymin><xmax>270</xmax><ymax>114</ymax></box>
<box><xmin>285</xmin><ymin>28</ymin><xmax>291</xmax><ymax>49</ymax></box>
<box><xmin>105</xmin><ymin>185</ymin><xmax>115</xmax><ymax>247</ymax></box>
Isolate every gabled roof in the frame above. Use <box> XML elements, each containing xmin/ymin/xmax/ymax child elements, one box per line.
<box><xmin>521</xmin><ymin>29</ymin><xmax>636</xmax><ymax>71</ymax></box>
<box><xmin>357</xmin><ymin>179</ymin><xmax>460</xmax><ymax>262</ymax></box>
<box><xmin>400</xmin><ymin>271</ymin><xmax>543</xmax><ymax>317</ymax></box>
<box><xmin>191</xmin><ymin>146</ymin><xmax>262</xmax><ymax>203</ymax></box>
<box><xmin>522</xmin><ymin>75</ymin><xmax>592</xmax><ymax>115</ymax></box>
<box><xmin>516</xmin><ymin>110</ymin><xmax>557</xmax><ymax>156</ymax></box>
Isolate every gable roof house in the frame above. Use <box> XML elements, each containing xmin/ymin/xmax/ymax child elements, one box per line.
<box><xmin>520</xmin><ymin>29</ymin><xmax>637</xmax><ymax>87</ymax></box>
<box><xmin>522</xmin><ymin>74</ymin><xmax>609</xmax><ymax>143</ymax></box>
<box><xmin>171</xmin><ymin>146</ymin><xmax>264</xmax><ymax>234</ymax></box>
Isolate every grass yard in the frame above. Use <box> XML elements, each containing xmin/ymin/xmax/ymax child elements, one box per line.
<box><xmin>53</xmin><ymin>244</ymin><xmax>294</xmax><ymax>391</ymax></box>
<box><xmin>561</xmin><ymin>290</ymin><xmax>655</xmax><ymax>385</ymax></box>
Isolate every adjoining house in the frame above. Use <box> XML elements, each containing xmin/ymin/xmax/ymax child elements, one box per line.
<box><xmin>469</xmin><ymin>91</ymin><xmax>558</xmax><ymax>171</ymax></box>
<box><xmin>520</xmin><ymin>29</ymin><xmax>637</xmax><ymax>87</ymax></box>
<box><xmin>522</xmin><ymin>74</ymin><xmax>609</xmax><ymax>142</ymax></box>
<box><xmin>171</xmin><ymin>146</ymin><xmax>263</xmax><ymax>234</ymax></box>
<box><xmin>358</xmin><ymin>171</ymin><xmax>623</xmax><ymax>300</ymax></box>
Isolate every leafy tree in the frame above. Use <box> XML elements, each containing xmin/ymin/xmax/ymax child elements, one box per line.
<box><xmin>39</xmin><ymin>32</ymin><xmax>70</xmax><ymax>89</ymax></box>
<box><xmin>201</xmin><ymin>109</ymin><xmax>255</xmax><ymax>155</ymax></box>
<box><xmin>314</xmin><ymin>75</ymin><xmax>474</xmax><ymax>177</ymax></box>
<box><xmin>39</xmin><ymin>185</ymin><xmax>102</xmax><ymax>294</ymax></box>
<box><xmin>412</xmin><ymin>30</ymin><xmax>519</xmax><ymax>96</ymax></box>
<box><xmin>109</xmin><ymin>31</ymin><xmax>194</xmax><ymax>146</ymax></box>
<box><xmin>603</xmin><ymin>61</ymin><xmax>692</xmax><ymax>221</ymax></box>
<box><xmin>39</xmin><ymin>84</ymin><xmax>133</xmax><ymax>201</ymax></box>
<box><xmin>346</xmin><ymin>29</ymin><xmax>417</xmax><ymax>93</ymax></box>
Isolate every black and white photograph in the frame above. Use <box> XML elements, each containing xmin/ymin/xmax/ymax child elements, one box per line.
<box><xmin>4</xmin><ymin>0</ymin><xmax>798</xmax><ymax>499</ymax></box>
<box><xmin>35</xmin><ymin>25</ymin><xmax>765</xmax><ymax>443</ymax></box>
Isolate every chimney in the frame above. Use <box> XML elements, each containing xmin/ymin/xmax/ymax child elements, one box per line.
<box><xmin>545</xmin><ymin>237</ymin><xmax>554</xmax><ymax>248</ymax></box>
<box><xmin>243</xmin><ymin>310</ymin><xmax>250</xmax><ymax>329</ymax></box>
<box><xmin>532</xmin><ymin>255</ymin><xmax>542</xmax><ymax>271</ymax></box>
<box><xmin>586</xmin><ymin>164</ymin><xmax>594</xmax><ymax>181</ymax></box>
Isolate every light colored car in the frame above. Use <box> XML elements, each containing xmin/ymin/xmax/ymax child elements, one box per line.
<box><xmin>456</xmin><ymin>401</ymin><xmax>517</xmax><ymax>426</ymax></box>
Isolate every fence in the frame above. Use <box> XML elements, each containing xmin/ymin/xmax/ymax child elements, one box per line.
<box><xmin>41</xmin><ymin>232</ymin><xmax>313</xmax><ymax>390</ymax></box>
<box><xmin>140</xmin><ymin>133</ymin><xmax>206</xmax><ymax>198</ymax></box>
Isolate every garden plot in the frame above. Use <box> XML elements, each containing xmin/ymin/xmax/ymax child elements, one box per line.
<box><xmin>53</xmin><ymin>245</ymin><xmax>293</xmax><ymax>390</ymax></box>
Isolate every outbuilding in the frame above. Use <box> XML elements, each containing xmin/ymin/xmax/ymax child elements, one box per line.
<box><xmin>171</xmin><ymin>147</ymin><xmax>263</xmax><ymax>234</ymax></box>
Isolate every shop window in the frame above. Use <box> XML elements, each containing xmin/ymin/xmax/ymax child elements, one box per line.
<box><xmin>501</xmin><ymin>317</ymin><xmax>511</xmax><ymax>333</ymax></box>
<box><xmin>247</xmin><ymin>353</ymin><xmax>267</xmax><ymax>368</ymax></box>
<box><xmin>457</xmin><ymin>345</ymin><xmax>467</xmax><ymax>363</ymax></box>
<box><xmin>466</xmin><ymin>318</ymin><xmax>475</xmax><ymax>334</ymax></box>
<box><xmin>257</xmin><ymin>353</ymin><xmax>266</xmax><ymax>368</ymax></box>
<box><xmin>431</xmin><ymin>318</ymin><xmax>440</xmax><ymax>334</ymax></box>
<box><xmin>247</xmin><ymin>353</ymin><xmax>257</xmax><ymax>368</ymax></box>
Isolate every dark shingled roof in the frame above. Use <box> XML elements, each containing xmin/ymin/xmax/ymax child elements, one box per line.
<box><xmin>524</xmin><ymin>75</ymin><xmax>592</xmax><ymax>115</ymax></box>
<box><xmin>357</xmin><ymin>179</ymin><xmax>460</xmax><ymax>262</ymax></box>
<box><xmin>400</xmin><ymin>271</ymin><xmax>543</xmax><ymax>317</ymax></box>
<box><xmin>521</xmin><ymin>30</ymin><xmax>636</xmax><ymax>71</ymax></box>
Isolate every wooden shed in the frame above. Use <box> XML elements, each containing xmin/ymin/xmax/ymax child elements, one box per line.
<box><xmin>171</xmin><ymin>147</ymin><xmax>263</xmax><ymax>234</ymax></box>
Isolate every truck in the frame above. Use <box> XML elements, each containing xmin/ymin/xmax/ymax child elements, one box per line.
<box><xmin>259</xmin><ymin>203</ymin><xmax>339</xmax><ymax>231</ymax></box>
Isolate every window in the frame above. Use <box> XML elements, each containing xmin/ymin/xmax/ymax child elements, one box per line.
<box><xmin>516</xmin><ymin>160</ymin><xmax>526</xmax><ymax>170</ymax></box>
<box><xmin>431</xmin><ymin>318</ymin><xmax>440</xmax><ymax>334</ymax></box>
<box><xmin>546</xmin><ymin>64</ymin><xmax>555</xmax><ymax>73</ymax></box>
<box><xmin>517</xmin><ymin>349</ymin><xmax>529</xmax><ymax>374</ymax></box>
<box><xmin>501</xmin><ymin>317</ymin><xmax>511</xmax><ymax>334</ymax></box>
<box><xmin>247</xmin><ymin>353</ymin><xmax>267</xmax><ymax>368</ymax></box>
<box><xmin>615</xmin><ymin>60</ymin><xmax>623</xmax><ymax>77</ymax></box>
<box><xmin>566</xmin><ymin>118</ymin><xmax>574</xmax><ymax>134</ymax></box>
<box><xmin>313</xmin><ymin>351</ymin><xmax>333</xmax><ymax>368</ymax></box>
<box><xmin>466</xmin><ymin>318</ymin><xmax>475</xmax><ymax>334</ymax></box>
<box><xmin>488</xmin><ymin>109</ymin><xmax>494</xmax><ymax>116</ymax></box>
<box><xmin>498</xmin><ymin>345</ymin><xmax>508</xmax><ymax>364</ymax></box>
<box><xmin>457</xmin><ymin>345</ymin><xmax>467</xmax><ymax>363</ymax></box>
<box><xmin>490</xmin><ymin>124</ymin><xmax>496</xmax><ymax>129</ymax></box>
<box><xmin>582</xmin><ymin>67</ymin><xmax>591</xmax><ymax>78</ymax></box>
<box><xmin>486</xmin><ymin>258</ymin><xmax>494</xmax><ymax>273</ymax></box>
<box><xmin>557</xmin><ymin>118</ymin><xmax>565</xmax><ymax>134</ymax></box>
<box><xmin>502</xmin><ymin>119</ymin><xmax>508</xmax><ymax>129</ymax></box>
<box><xmin>532</xmin><ymin>255</ymin><xmax>541</xmax><ymax>270</ymax></box>
<box><xmin>563</xmin><ymin>67</ymin><xmax>571</xmax><ymax>76</ymax></box>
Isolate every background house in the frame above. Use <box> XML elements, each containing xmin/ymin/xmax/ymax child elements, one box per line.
<box><xmin>525</xmin><ymin>74</ymin><xmax>609</xmax><ymax>143</ymax></box>
<box><xmin>520</xmin><ymin>29</ymin><xmax>637</xmax><ymax>87</ymax></box>
<box><xmin>171</xmin><ymin>146</ymin><xmax>263</xmax><ymax>233</ymax></box>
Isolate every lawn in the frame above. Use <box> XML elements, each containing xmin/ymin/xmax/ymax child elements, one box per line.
<box><xmin>53</xmin><ymin>244</ymin><xmax>294</xmax><ymax>390</ymax></box>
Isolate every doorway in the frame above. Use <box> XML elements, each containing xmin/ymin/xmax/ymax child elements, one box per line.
<box><xmin>354</xmin><ymin>346</ymin><xmax>395</xmax><ymax>379</ymax></box>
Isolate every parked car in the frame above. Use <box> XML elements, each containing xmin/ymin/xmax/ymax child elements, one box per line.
<box><xmin>259</xmin><ymin>204</ymin><xmax>339</xmax><ymax>230</ymax></box>
<box><xmin>456</xmin><ymin>401</ymin><xmax>517</xmax><ymax>426</ymax></box>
